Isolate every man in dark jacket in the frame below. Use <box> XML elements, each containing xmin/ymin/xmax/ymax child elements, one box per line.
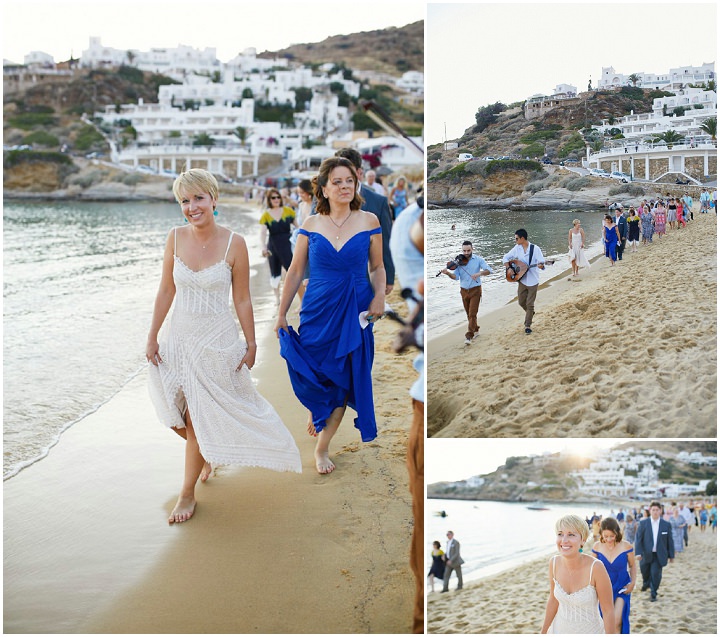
<box><xmin>335</xmin><ymin>148</ymin><xmax>395</xmax><ymax>293</ymax></box>
<box><xmin>613</xmin><ymin>206</ymin><xmax>628</xmax><ymax>260</ymax></box>
<box><xmin>635</xmin><ymin>501</ymin><xmax>675</xmax><ymax>601</ymax></box>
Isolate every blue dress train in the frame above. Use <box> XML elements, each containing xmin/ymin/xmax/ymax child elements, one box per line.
<box><xmin>279</xmin><ymin>227</ymin><xmax>380</xmax><ymax>442</ymax></box>
<box><xmin>593</xmin><ymin>548</ymin><xmax>632</xmax><ymax>634</ymax></box>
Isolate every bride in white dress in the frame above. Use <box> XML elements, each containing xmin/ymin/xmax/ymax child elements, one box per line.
<box><xmin>146</xmin><ymin>169</ymin><xmax>301</xmax><ymax>524</ymax></box>
<box><xmin>541</xmin><ymin>514</ymin><xmax>616</xmax><ymax>634</ymax></box>
<box><xmin>568</xmin><ymin>219</ymin><xmax>591</xmax><ymax>277</ymax></box>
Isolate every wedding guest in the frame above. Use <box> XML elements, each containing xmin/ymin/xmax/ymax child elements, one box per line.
<box><xmin>593</xmin><ymin>517</ymin><xmax>636</xmax><ymax>633</ymax></box>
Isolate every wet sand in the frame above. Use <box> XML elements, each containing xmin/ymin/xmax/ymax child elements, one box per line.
<box><xmin>428</xmin><ymin>214</ymin><xmax>717</xmax><ymax>438</ymax></box>
<box><xmin>4</xmin><ymin>283</ymin><xmax>420</xmax><ymax>633</ymax></box>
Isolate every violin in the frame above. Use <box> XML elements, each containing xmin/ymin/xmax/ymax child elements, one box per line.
<box><xmin>435</xmin><ymin>254</ymin><xmax>470</xmax><ymax>277</ymax></box>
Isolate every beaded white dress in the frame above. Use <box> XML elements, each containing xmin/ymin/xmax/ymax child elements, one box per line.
<box><xmin>148</xmin><ymin>229</ymin><xmax>301</xmax><ymax>473</ymax></box>
<box><xmin>548</xmin><ymin>556</ymin><xmax>605</xmax><ymax>634</ymax></box>
<box><xmin>570</xmin><ymin>231</ymin><xmax>591</xmax><ymax>269</ymax></box>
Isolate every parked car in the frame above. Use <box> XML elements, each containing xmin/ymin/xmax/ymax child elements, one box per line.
<box><xmin>458</xmin><ymin>153</ymin><xmax>473</xmax><ymax>162</ymax></box>
<box><xmin>482</xmin><ymin>156</ymin><xmax>496</xmax><ymax>161</ymax></box>
<box><xmin>609</xmin><ymin>171</ymin><xmax>632</xmax><ymax>183</ymax></box>
<box><xmin>588</xmin><ymin>168</ymin><xmax>610</xmax><ymax>178</ymax></box>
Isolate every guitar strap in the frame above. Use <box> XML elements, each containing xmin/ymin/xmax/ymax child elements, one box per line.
<box><xmin>519</xmin><ymin>243</ymin><xmax>534</xmax><ymax>282</ymax></box>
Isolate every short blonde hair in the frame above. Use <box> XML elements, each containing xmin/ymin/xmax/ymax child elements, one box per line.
<box><xmin>172</xmin><ymin>169</ymin><xmax>219</xmax><ymax>203</ymax></box>
<box><xmin>555</xmin><ymin>514</ymin><xmax>590</xmax><ymax>543</ymax></box>
<box><xmin>573</xmin><ymin>219</ymin><xmax>580</xmax><ymax>225</ymax></box>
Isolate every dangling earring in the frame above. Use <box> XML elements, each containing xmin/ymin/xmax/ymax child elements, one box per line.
<box><xmin>213</xmin><ymin>209</ymin><xmax>218</xmax><ymax>216</ymax></box>
<box><xmin>183</xmin><ymin>217</ymin><xmax>188</xmax><ymax>223</ymax></box>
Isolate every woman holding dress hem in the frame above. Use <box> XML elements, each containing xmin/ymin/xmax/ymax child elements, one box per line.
<box><xmin>146</xmin><ymin>169</ymin><xmax>300</xmax><ymax>525</ymax></box>
<box><xmin>592</xmin><ymin>517</ymin><xmax>636</xmax><ymax>634</ymax></box>
<box><xmin>542</xmin><ymin>514</ymin><xmax>616</xmax><ymax>634</ymax></box>
<box><xmin>274</xmin><ymin>157</ymin><xmax>386</xmax><ymax>475</ymax></box>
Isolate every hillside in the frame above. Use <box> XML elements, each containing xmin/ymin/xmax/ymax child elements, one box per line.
<box><xmin>428</xmin><ymin>441</ymin><xmax>716</xmax><ymax>504</ymax></box>
<box><xmin>426</xmin><ymin>87</ymin><xmax>678</xmax><ymax>209</ymax></box>
<box><xmin>3</xmin><ymin>23</ymin><xmax>423</xmax><ymax>196</ymax></box>
<box><xmin>260</xmin><ymin>20</ymin><xmax>423</xmax><ymax>74</ymax></box>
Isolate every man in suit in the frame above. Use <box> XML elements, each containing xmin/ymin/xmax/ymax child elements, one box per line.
<box><xmin>335</xmin><ymin>148</ymin><xmax>395</xmax><ymax>293</ymax></box>
<box><xmin>635</xmin><ymin>501</ymin><xmax>675</xmax><ymax>601</ymax></box>
<box><xmin>613</xmin><ymin>205</ymin><xmax>628</xmax><ymax>260</ymax></box>
<box><xmin>442</xmin><ymin>530</ymin><xmax>464</xmax><ymax>592</ymax></box>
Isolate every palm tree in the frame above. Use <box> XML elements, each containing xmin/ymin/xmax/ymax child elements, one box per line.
<box><xmin>700</xmin><ymin>116</ymin><xmax>717</xmax><ymax>141</ymax></box>
<box><xmin>628</xmin><ymin>73</ymin><xmax>641</xmax><ymax>87</ymax></box>
<box><xmin>653</xmin><ymin>130</ymin><xmax>684</xmax><ymax>148</ymax></box>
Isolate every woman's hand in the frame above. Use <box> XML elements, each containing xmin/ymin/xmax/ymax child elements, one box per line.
<box><xmin>262</xmin><ymin>248</ymin><xmax>269</xmax><ymax>257</ymax></box>
<box><xmin>274</xmin><ymin>315</ymin><xmax>289</xmax><ymax>338</ymax></box>
<box><xmin>237</xmin><ymin>343</ymin><xmax>256</xmax><ymax>370</ymax></box>
<box><xmin>366</xmin><ymin>295</ymin><xmax>385</xmax><ymax>323</ymax></box>
<box><xmin>146</xmin><ymin>339</ymin><xmax>162</xmax><ymax>366</ymax></box>
<box><xmin>624</xmin><ymin>581</ymin><xmax>635</xmax><ymax>594</ymax></box>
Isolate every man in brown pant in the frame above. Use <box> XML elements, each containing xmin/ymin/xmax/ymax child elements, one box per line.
<box><xmin>440</xmin><ymin>241</ymin><xmax>493</xmax><ymax>345</ymax></box>
<box><xmin>503</xmin><ymin>229</ymin><xmax>546</xmax><ymax>334</ymax></box>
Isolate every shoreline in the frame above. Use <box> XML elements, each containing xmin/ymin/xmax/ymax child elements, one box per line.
<box><xmin>4</xmin><ymin>267</ymin><xmax>419</xmax><ymax>633</ymax></box>
<box><xmin>428</xmin><ymin>214</ymin><xmax>717</xmax><ymax>438</ymax></box>
<box><xmin>428</xmin><ymin>529</ymin><xmax>718</xmax><ymax>634</ymax></box>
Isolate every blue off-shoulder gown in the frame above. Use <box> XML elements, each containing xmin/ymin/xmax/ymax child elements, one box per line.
<box><xmin>279</xmin><ymin>227</ymin><xmax>380</xmax><ymax>442</ymax></box>
<box><xmin>593</xmin><ymin>548</ymin><xmax>632</xmax><ymax>634</ymax></box>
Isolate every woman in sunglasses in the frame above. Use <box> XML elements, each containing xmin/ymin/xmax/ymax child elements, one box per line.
<box><xmin>260</xmin><ymin>188</ymin><xmax>298</xmax><ymax>303</ymax></box>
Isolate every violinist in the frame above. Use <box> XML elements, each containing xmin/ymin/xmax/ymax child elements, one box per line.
<box><xmin>439</xmin><ymin>240</ymin><xmax>493</xmax><ymax>345</ymax></box>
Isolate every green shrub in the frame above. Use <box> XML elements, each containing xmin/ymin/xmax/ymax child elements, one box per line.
<box><xmin>8</xmin><ymin>112</ymin><xmax>58</xmax><ymax>130</ymax></box>
<box><xmin>608</xmin><ymin>184</ymin><xmax>630</xmax><ymax>196</ymax></box>
<box><xmin>428</xmin><ymin>151</ymin><xmax>442</xmax><ymax>161</ymax></box>
<box><xmin>486</xmin><ymin>159</ymin><xmax>543</xmax><ymax>175</ymax></box>
<box><xmin>22</xmin><ymin>130</ymin><xmax>60</xmax><ymax>147</ymax></box>
<box><xmin>74</xmin><ymin>125</ymin><xmax>105</xmax><ymax>151</ymax></box>
<box><xmin>522</xmin><ymin>142</ymin><xmax>545</xmax><ymax>157</ymax></box>
<box><xmin>4</xmin><ymin>149</ymin><xmax>73</xmax><ymax>167</ymax></box>
<box><xmin>69</xmin><ymin>169</ymin><xmax>105</xmax><ymax>188</ymax></box>
<box><xmin>565</xmin><ymin>176</ymin><xmax>591</xmax><ymax>191</ymax></box>
<box><xmin>427</xmin><ymin>161</ymin><xmax>439</xmax><ymax>171</ymax></box>
<box><xmin>519</xmin><ymin>130</ymin><xmax>559</xmax><ymax>144</ymax></box>
<box><xmin>628</xmin><ymin>184</ymin><xmax>645</xmax><ymax>196</ymax></box>
<box><xmin>558</xmin><ymin>132</ymin><xmax>586</xmax><ymax>158</ymax></box>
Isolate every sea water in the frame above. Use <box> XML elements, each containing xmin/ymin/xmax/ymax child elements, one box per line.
<box><xmin>427</xmin><ymin>208</ymin><xmax>607</xmax><ymax>338</ymax></box>
<box><xmin>426</xmin><ymin>498</ymin><xmax>615</xmax><ymax>583</ymax></box>
<box><xmin>3</xmin><ymin>199</ymin><xmax>274</xmax><ymax>480</ymax></box>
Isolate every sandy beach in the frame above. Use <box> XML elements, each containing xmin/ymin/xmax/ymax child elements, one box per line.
<box><xmin>4</xmin><ymin>278</ymin><xmax>420</xmax><ymax>633</ymax></box>
<box><xmin>428</xmin><ymin>214</ymin><xmax>717</xmax><ymax>438</ymax></box>
<box><xmin>428</xmin><ymin>525</ymin><xmax>718</xmax><ymax>634</ymax></box>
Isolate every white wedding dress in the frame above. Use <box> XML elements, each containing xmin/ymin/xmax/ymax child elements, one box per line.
<box><xmin>148</xmin><ymin>229</ymin><xmax>301</xmax><ymax>473</ymax></box>
<box><xmin>570</xmin><ymin>231</ymin><xmax>591</xmax><ymax>269</ymax></box>
<box><xmin>548</xmin><ymin>556</ymin><xmax>605</xmax><ymax>634</ymax></box>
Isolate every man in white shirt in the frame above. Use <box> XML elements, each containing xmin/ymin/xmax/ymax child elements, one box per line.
<box><xmin>365</xmin><ymin>169</ymin><xmax>386</xmax><ymax>196</ymax></box>
<box><xmin>442</xmin><ymin>530</ymin><xmax>464</xmax><ymax>592</ymax></box>
<box><xmin>635</xmin><ymin>502</ymin><xmax>674</xmax><ymax>602</ymax></box>
<box><xmin>502</xmin><ymin>228</ymin><xmax>546</xmax><ymax>334</ymax></box>
<box><xmin>678</xmin><ymin>503</ymin><xmax>694</xmax><ymax>547</ymax></box>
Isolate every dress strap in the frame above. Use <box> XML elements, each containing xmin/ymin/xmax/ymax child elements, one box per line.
<box><xmin>174</xmin><ymin>227</ymin><xmax>177</xmax><ymax>256</ymax></box>
<box><xmin>588</xmin><ymin>558</ymin><xmax>598</xmax><ymax>585</ymax></box>
<box><xmin>552</xmin><ymin>555</ymin><xmax>557</xmax><ymax>579</ymax></box>
<box><xmin>369</xmin><ymin>226</ymin><xmax>382</xmax><ymax>236</ymax></box>
<box><xmin>223</xmin><ymin>231</ymin><xmax>234</xmax><ymax>261</ymax></box>
<box><xmin>298</xmin><ymin>228</ymin><xmax>310</xmax><ymax>237</ymax></box>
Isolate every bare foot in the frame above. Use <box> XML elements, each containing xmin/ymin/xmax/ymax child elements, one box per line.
<box><xmin>168</xmin><ymin>496</ymin><xmax>196</xmax><ymax>524</ymax></box>
<box><xmin>200</xmin><ymin>462</ymin><xmax>213</xmax><ymax>482</ymax></box>
<box><xmin>315</xmin><ymin>449</ymin><xmax>335</xmax><ymax>475</ymax></box>
<box><xmin>307</xmin><ymin>415</ymin><xmax>318</xmax><ymax>437</ymax></box>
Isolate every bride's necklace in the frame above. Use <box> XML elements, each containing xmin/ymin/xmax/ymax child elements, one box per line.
<box><xmin>193</xmin><ymin>226</ymin><xmax>218</xmax><ymax>249</ymax></box>
<box><xmin>328</xmin><ymin>211</ymin><xmax>353</xmax><ymax>240</ymax></box>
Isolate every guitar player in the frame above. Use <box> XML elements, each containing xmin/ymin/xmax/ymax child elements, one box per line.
<box><xmin>502</xmin><ymin>229</ymin><xmax>546</xmax><ymax>334</ymax></box>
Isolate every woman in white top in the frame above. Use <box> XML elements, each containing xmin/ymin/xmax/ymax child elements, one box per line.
<box><xmin>541</xmin><ymin>514</ymin><xmax>616</xmax><ymax>634</ymax></box>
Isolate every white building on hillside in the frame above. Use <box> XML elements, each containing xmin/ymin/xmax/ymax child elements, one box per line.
<box><xmin>597</xmin><ymin>62</ymin><xmax>715</xmax><ymax>91</ymax></box>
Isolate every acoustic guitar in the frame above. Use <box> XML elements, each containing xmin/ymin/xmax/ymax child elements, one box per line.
<box><xmin>505</xmin><ymin>258</ymin><xmax>555</xmax><ymax>282</ymax></box>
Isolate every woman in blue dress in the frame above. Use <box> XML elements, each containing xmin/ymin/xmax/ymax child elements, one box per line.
<box><xmin>602</xmin><ymin>214</ymin><xmax>621</xmax><ymax>265</ymax></box>
<box><xmin>669</xmin><ymin>507</ymin><xmax>686</xmax><ymax>553</ymax></box>
<box><xmin>592</xmin><ymin>517</ymin><xmax>636</xmax><ymax>634</ymax></box>
<box><xmin>274</xmin><ymin>157</ymin><xmax>386</xmax><ymax>474</ymax></box>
